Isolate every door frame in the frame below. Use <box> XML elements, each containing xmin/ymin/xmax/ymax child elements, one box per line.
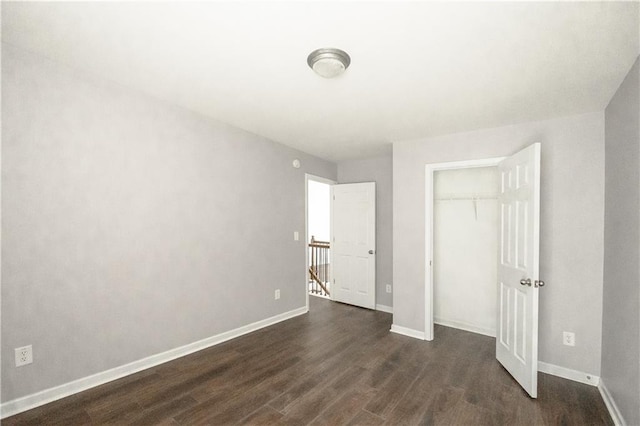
<box><xmin>424</xmin><ymin>157</ymin><xmax>504</xmax><ymax>341</ymax></box>
<box><xmin>305</xmin><ymin>173</ymin><xmax>337</xmax><ymax>312</ymax></box>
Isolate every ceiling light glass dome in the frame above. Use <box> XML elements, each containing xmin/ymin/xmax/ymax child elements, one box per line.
<box><xmin>307</xmin><ymin>48</ymin><xmax>351</xmax><ymax>78</ymax></box>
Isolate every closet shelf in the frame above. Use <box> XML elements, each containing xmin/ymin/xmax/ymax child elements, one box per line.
<box><xmin>434</xmin><ymin>192</ymin><xmax>498</xmax><ymax>201</ymax></box>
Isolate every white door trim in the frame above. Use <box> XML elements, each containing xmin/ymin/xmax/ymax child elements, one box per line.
<box><xmin>305</xmin><ymin>174</ymin><xmax>336</xmax><ymax>312</ymax></box>
<box><xmin>424</xmin><ymin>157</ymin><xmax>505</xmax><ymax>341</ymax></box>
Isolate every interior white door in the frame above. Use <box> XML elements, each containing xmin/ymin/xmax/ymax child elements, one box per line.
<box><xmin>496</xmin><ymin>143</ymin><xmax>541</xmax><ymax>398</ymax></box>
<box><xmin>331</xmin><ymin>182</ymin><xmax>376</xmax><ymax>309</ymax></box>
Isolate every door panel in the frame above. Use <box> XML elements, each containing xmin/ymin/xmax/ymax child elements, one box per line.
<box><xmin>496</xmin><ymin>143</ymin><xmax>541</xmax><ymax>398</ymax></box>
<box><xmin>331</xmin><ymin>182</ymin><xmax>376</xmax><ymax>309</ymax></box>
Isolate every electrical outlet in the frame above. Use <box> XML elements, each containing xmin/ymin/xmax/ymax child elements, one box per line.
<box><xmin>563</xmin><ymin>331</ymin><xmax>575</xmax><ymax>347</ymax></box>
<box><xmin>15</xmin><ymin>345</ymin><xmax>33</xmax><ymax>367</ymax></box>
<box><xmin>275</xmin><ymin>289</ymin><xmax>280</xmax><ymax>300</ymax></box>
<box><xmin>386</xmin><ymin>284</ymin><xmax>392</xmax><ymax>293</ymax></box>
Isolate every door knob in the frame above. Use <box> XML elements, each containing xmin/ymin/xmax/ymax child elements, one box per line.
<box><xmin>368</xmin><ymin>250</ymin><xmax>375</xmax><ymax>254</ymax></box>
<box><xmin>535</xmin><ymin>280</ymin><xmax>545</xmax><ymax>288</ymax></box>
<box><xmin>519</xmin><ymin>278</ymin><xmax>531</xmax><ymax>286</ymax></box>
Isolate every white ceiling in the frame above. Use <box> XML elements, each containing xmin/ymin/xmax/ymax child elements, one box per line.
<box><xmin>3</xmin><ymin>1</ymin><xmax>639</xmax><ymax>162</ymax></box>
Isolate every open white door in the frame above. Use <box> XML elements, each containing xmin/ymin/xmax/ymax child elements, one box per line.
<box><xmin>496</xmin><ymin>143</ymin><xmax>541</xmax><ymax>398</ymax></box>
<box><xmin>331</xmin><ymin>182</ymin><xmax>376</xmax><ymax>309</ymax></box>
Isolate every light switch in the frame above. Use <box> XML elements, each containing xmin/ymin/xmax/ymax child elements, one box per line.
<box><xmin>294</xmin><ymin>231</ymin><xmax>299</xmax><ymax>241</ymax></box>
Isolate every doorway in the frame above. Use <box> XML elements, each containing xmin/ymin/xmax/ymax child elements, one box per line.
<box><xmin>424</xmin><ymin>157</ymin><xmax>504</xmax><ymax>341</ymax></box>
<box><xmin>433</xmin><ymin>166</ymin><xmax>499</xmax><ymax>337</ymax></box>
<box><xmin>305</xmin><ymin>175</ymin><xmax>378</xmax><ymax>312</ymax></box>
<box><xmin>425</xmin><ymin>144</ymin><xmax>542</xmax><ymax>398</ymax></box>
<box><xmin>305</xmin><ymin>174</ymin><xmax>335</xmax><ymax>311</ymax></box>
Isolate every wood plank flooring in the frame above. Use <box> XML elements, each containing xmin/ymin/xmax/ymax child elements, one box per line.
<box><xmin>4</xmin><ymin>297</ymin><xmax>612</xmax><ymax>425</ymax></box>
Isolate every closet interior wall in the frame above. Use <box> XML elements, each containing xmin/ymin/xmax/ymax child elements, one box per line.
<box><xmin>433</xmin><ymin>166</ymin><xmax>499</xmax><ymax>337</ymax></box>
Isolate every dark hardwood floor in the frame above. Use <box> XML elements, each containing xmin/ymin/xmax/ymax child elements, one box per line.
<box><xmin>4</xmin><ymin>297</ymin><xmax>612</xmax><ymax>425</ymax></box>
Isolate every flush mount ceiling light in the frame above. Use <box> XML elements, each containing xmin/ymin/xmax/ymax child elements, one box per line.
<box><xmin>307</xmin><ymin>48</ymin><xmax>351</xmax><ymax>78</ymax></box>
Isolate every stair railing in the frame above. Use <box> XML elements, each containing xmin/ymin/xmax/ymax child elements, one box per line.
<box><xmin>309</xmin><ymin>236</ymin><xmax>330</xmax><ymax>297</ymax></box>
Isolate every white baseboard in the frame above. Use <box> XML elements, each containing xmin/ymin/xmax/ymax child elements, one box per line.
<box><xmin>434</xmin><ymin>317</ymin><xmax>495</xmax><ymax>338</ymax></box>
<box><xmin>538</xmin><ymin>361</ymin><xmax>600</xmax><ymax>386</ymax></box>
<box><xmin>598</xmin><ymin>379</ymin><xmax>626</xmax><ymax>426</ymax></box>
<box><xmin>376</xmin><ymin>304</ymin><xmax>393</xmax><ymax>314</ymax></box>
<box><xmin>390</xmin><ymin>324</ymin><xmax>425</xmax><ymax>340</ymax></box>
<box><xmin>0</xmin><ymin>306</ymin><xmax>308</xmax><ymax>419</ymax></box>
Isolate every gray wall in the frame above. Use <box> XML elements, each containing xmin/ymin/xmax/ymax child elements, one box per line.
<box><xmin>393</xmin><ymin>111</ymin><xmax>605</xmax><ymax>375</ymax></box>
<box><xmin>337</xmin><ymin>156</ymin><xmax>393</xmax><ymax>309</ymax></box>
<box><xmin>1</xmin><ymin>44</ymin><xmax>336</xmax><ymax>402</ymax></box>
<box><xmin>602</xmin><ymin>56</ymin><xmax>640</xmax><ymax>426</ymax></box>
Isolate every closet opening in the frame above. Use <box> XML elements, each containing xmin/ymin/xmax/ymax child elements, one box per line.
<box><xmin>424</xmin><ymin>157</ymin><xmax>504</xmax><ymax>341</ymax></box>
<box><xmin>433</xmin><ymin>166</ymin><xmax>498</xmax><ymax>337</ymax></box>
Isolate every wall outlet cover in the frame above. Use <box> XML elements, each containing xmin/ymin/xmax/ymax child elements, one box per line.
<box><xmin>563</xmin><ymin>331</ymin><xmax>575</xmax><ymax>347</ymax></box>
<box><xmin>15</xmin><ymin>345</ymin><xmax>33</xmax><ymax>367</ymax></box>
<box><xmin>275</xmin><ymin>289</ymin><xmax>281</xmax><ymax>300</ymax></box>
<box><xmin>386</xmin><ymin>284</ymin><xmax>392</xmax><ymax>293</ymax></box>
